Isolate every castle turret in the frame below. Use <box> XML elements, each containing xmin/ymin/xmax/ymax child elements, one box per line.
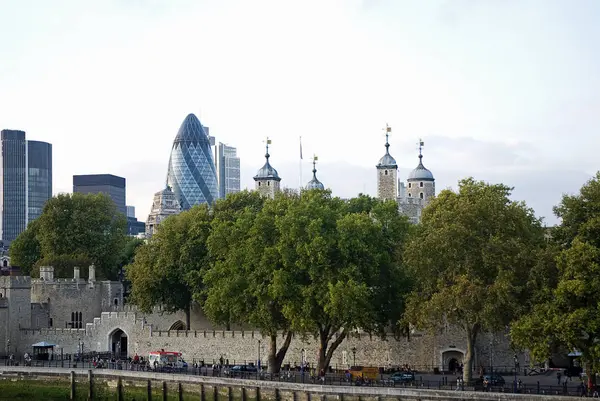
<box><xmin>306</xmin><ymin>156</ymin><xmax>325</xmax><ymax>190</ymax></box>
<box><xmin>253</xmin><ymin>138</ymin><xmax>281</xmax><ymax>198</ymax></box>
<box><xmin>406</xmin><ymin>139</ymin><xmax>435</xmax><ymax>204</ymax></box>
<box><xmin>40</xmin><ymin>266</ymin><xmax>54</xmax><ymax>282</ymax></box>
<box><xmin>376</xmin><ymin>125</ymin><xmax>398</xmax><ymax>201</ymax></box>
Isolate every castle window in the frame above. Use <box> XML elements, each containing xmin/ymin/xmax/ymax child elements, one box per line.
<box><xmin>408</xmin><ymin>183</ymin><xmax>412</xmax><ymax>188</ymax></box>
<box><xmin>258</xmin><ymin>182</ymin><xmax>261</xmax><ymax>187</ymax></box>
<box><xmin>419</xmin><ymin>192</ymin><xmax>424</xmax><ymax>199</ymax></box>
<box><xmin>70</xmin><ymin>311</ymin><xmax>83</xmax><ymax>329</ymax></box>
<box><xmin>114</xmin><ymin>298</ymin><xmax>119</xmax><ymax>306</ymax></box>
<box><xmin>385</xmin><ymin>170</ymin><xmax>388</xmax><ymax>176</ymax></box>
<box><xmin>408</xmin><ymin>193</ymin><xmax>412</xmax><ymax>197</ymax></box>
<box><xmin>419</xmin><ymin>182</ymin><xmax>423</xmax><ymax>188</ymax></box>
<box><xmin>49</xmin><ymin>318</ymin><xmax>53</xmax><ymax>327</ymax></box>
<box><xmin>267</xmin><ymin>181</ymin><xmax>270</xmax><ymax>186</ymax></box>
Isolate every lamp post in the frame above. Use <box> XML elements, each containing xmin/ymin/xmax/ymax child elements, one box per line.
<box><xmin>351</xmin><ymin>347</ymin><xmax>357</xmax><ymax>368</ymax></box>
<box><xmin>514</xmin><ymin>354</ymin><xmax>518</xmax><ymax>393</ymax></box>
<box><xmin>257</xmin><ymin>340</ymin><xmax>261</xmax><ymax>372</ymax></box>
<box><xmin>6</xmin><ymin>339</ymin><xmax>10</xmax><ymax>356</ymax></box>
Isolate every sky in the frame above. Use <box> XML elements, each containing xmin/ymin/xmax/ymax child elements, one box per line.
<box><xmin>1</xmin><ymin>0</ymin><xmax>598</xmax><ymax>225</ymax></box>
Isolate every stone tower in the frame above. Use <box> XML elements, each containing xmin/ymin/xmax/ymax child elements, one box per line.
<box><xmin>145</xmin><ymin>186</ymin><xmax>181</xmax><ymax>238</ymax></box>
<box><xmin>376</xmin><ymin>125</ymin><xmax>398</xmax><ymax>201</ymax></box>
<box><xmin>406</xmin><ymin>139</ymin><xmax>435</xmax><ymax>204</ymax></box>
<box><xmin>253</xmin><ymin>139</ymin><xmax>281</xmax><ymax>198</ymax></box>
<box><xmin>0</xmin><ymin>275</ymin><xmax>32</xmax><ymax>354</ymax></box>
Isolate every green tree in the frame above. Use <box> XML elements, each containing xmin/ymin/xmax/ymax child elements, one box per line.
<box><xmin>10</xmin><ymin>193</ymin><xmax>127</xmax><ymax>279</ymax></box>
<box><xmin>512</xmin><ymin>173</ymin><xmax>600</xmax><ymax>387</ymax></box>
<box><xmin>273</xmin><ymin>191</ymin><xmax>411</xmax><ymax>372</ymax></box>
<box><xmin>9</xmin><ymin>219</ymin><xmax>41</xmax><ymax>275</ymax></box>
<box><xmin>403</xmin><ymin>178</ymin><xmax>544</xmax><ymax>382</ymax></box>
<box><xmin>202</xmin><ymin>191</ymin><xmax>293</xmax><ymax>373</ymax></box>
<box><xmin>127</xmin><ymin>205</ymin><xmax>212</xmax><ymax>328</ymax></box>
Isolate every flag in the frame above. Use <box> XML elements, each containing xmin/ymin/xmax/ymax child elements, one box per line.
<box><xmin>300</xmin><ymin>137</ymin><xmax>303</xmax><ymax>160</ymax></box>
<box><xmin>386</xmin><ymin>126</ymin><xmax>391</xmax><ymax>132</ymax></box>
<box><xmin>420</xmin><ymin>140</ymin><xmax>424</xmax><ymax>146</ymax></box>
<box><xmin>314</xmin><ymin>155</ymin><xmax>318</xmax><ymax>161</ymax></box>
<box><xmin>267</xmin><ymin>139</ymin><xmax>272</xmax><ymax>145</ymax></box>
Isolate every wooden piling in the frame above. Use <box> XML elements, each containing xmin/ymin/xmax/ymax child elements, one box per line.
<box><xmin>117</xmin><ymin>377</ymin><xmax>123</xmax><ymax>401</ymax></box>
<box><xmin>147</xmin><ymin>379</ymin><xmax>152</xmax><ymax>401</ymax></box>
<box><xmin>88</xmin><ymin>369</ymin><xmax>93</xmax><ymax>400</ymax></box>
<box><xmin>162</xmin><ymin>381</ymin><xmax>168</xmax><ymax>401</ymax></box>
<box><xmin>70</xmin><ymin>371</ymin><xmax>76</xmax><ymax>400</ymax></box>
<box><xmin>178</xmin><ymin>382</ymin><xmax>184</xmax><ymax>401</ymax></box>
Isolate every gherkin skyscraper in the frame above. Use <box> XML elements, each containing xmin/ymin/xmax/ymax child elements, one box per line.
<box><xmin>166</xmin><ymin>113</ymin><xmax>218</xmax><ymax>210</ymax></box>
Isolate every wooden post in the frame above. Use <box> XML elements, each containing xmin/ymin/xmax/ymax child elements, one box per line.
<box><xmin>241</xmin><ymin>387</ymin><xmax>247</xmax><ymax>401</ymax></box>
<box><xmin>274</xmin><ymin>388</ymin><xmax>281</xmax><ymax>401</ymax></box>
<box><xmin>256</xmin><ymin>387</ymin><xmax>261</xmax><ymax>401</ymax></box>
<box><xmin>88</xmin><ymin>369</ymin><xmax>93</xmax><ymax>400</ymax></box>
<box><xmin>228</xmin><ymin>386</ymin><xmax>233</xmax><ymax>401</ymax></box>
<box><xmin>70</xmin><ymin>371</ymin><xmax>76</xmax><ymax>400</ymax></box>
<box><xmin>147</xmin><ymin>380</ymin><xmax>152</xmax><ymax>401</ymax></box>
<box><xmin>178</xmin><ymin>382</ymin><xmax>184</xmax><ymax>401</ymax></box>
<box><xmin>213</xmin><ymin>385</ymin><xmax>218</xmax><ymax>401</ymax></box>
<box><xmin>338</xmin><ymin>394</ymin><xmax>344</xmax><ymax>401</ymax></box>
<box><xmin>162</xmin><ymin>381</ymin><xmax>168</xmax><ymax>401</ymax></box>
<box><xmin>117</xmin><ymin>377</ymin><xmax>123</xmax><ymax>401</ymax></box>
<box><xmin>306</xmin><ymin>391</ymin><xmax>311</xmax><ymax>401</ymax></box>
<box><xmin>292</xmin><ymin>391</ymin><xmax>298</xmax><ymax>401</ymax></box>
<box><xmin>200</xmin><ymin>383</ymin><xmax>205</xmax><ymax>401</ymax></box>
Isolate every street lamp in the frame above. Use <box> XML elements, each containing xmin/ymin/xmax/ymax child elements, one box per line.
<box><xmin>6</xmin><ymin>339</ymin><xmax>10</xmax><ymax>356</ymax></box>
<box><xmin>351</xmin><ymin>347</ymin><xmax>357</xmax><ymax>368</ymax></box>
<box><xmin>257</xmin><ymin>340</ymin><xmax>261</xmax><ymax>372</ymax></box>
<box><xmin>513</xmin><ymin>354</ymin><xmax>518</xmax><ymax>393</ymax></box>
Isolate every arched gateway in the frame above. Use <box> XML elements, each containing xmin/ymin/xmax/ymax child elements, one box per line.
<box><xmin>108</xmin><ymin>328</ymin><xmax>128</xmax><ymax>359</ymax></box>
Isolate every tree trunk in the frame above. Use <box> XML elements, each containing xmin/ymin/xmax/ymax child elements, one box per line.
<box><xmin>463</xmin><ymin>324</ymin><xmax>479</xmax><ymax>383</ymax></box>
<box><xmin>317</xmin><ymin>328</ymin><xmax>347</xmax><ymax>373</ymax></box>
<box><xmin>267</xmin><ymin>332</ymin><xmax>293</xmax><ymax>374</ymax></box>
<box><xmin>185</xmin><ymin>305</ymin><xmax>191</xmax><ymax>330</ymax></box>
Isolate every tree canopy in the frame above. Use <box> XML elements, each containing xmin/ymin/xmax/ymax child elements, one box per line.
<box><xmin>403</xmin><ymin>178</ymin><xmax>545</xmax><ymax>382</ymax></box>
<box><xmin>272</xmin><ymin>190</ymin><xmax>411</xmax><ymax>372</ymax></box>
<box><xmin>127</xmin><ymin>204</ymin><xmax>212</xmax><ymax>328</ymax></box>
<box><xmin>511</xmin><ymin>173</ymin><xmax>600</xmax><ymax>385</ymax></box>
<box><xmin>10</xmin><ymin>193</ymin><xmax>127</xmax><ymax>279</ymax></box>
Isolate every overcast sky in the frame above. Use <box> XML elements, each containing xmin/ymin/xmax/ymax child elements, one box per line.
<box><xmin>1</xmin><ymin>0</ymin><xmax>598</xmax><ymax>225</ymax></box>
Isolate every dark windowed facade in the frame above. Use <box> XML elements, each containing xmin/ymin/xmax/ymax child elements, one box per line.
<box><xmin>0</xmin><ymin>130</ymin><xmax>27</xmax><ymax>244</ymax></box>
<box><xmin>27</xmin><ymin>141</ymin><xmax>52</xmax><ymax>223</ymax></box>
<box><xmin>73</xmin><ymin>174</ymin><xmax>126</xmax><ymax>215</ymax></box>
<box><xmin>167</xmin><ymin>114</ymin><xmax>218</xmax><ymax>210</ymax></box>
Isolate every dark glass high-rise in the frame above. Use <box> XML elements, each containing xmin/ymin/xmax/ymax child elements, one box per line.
<box><xmin>166</xmin><ymin>114</ymin><xmax>218</xmax><ymax>209</ymax></box>
<box><xmin>27</xmin><ymin>141</ymin><xmax>53</xmax><ymax>223</ymax></box>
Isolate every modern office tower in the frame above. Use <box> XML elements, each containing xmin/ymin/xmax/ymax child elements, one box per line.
<box><xmin>126</xmin><ymin>205</ymin><xmax>135</xmax><ymax>218</ymax></box>
<box><xmin>0</xmin><ymin>130</ymin><xmax>27</xmax><ymax>244</ymax></box>
<box><xmin>166</xmin><ymin>113</ymin><xmax>218</xmax><ymax>210</ymax></box>
<box><xmin>214</xmin><ymin>142</ymin><xmax>241</xmax><ymax>198</ymax></box>
<box><xmin>73</xmin><ymin>174</ymin><xmax>126</xmax><ymax>215</ymax></box>
<box><xmin>124</xmin><ymin>205</ymin><xmax>144</xmax><ymax>236</ymax></box>
<box><xmin>27</xmin><ymin>141</ymin><xmax>52</xmax><ymax>223</ymax></box>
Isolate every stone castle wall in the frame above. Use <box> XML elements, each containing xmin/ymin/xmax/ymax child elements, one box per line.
<box><xmin>17</xmin><ymin>310</ymin><xmax>520</xmax><ymax>371</ymax></box>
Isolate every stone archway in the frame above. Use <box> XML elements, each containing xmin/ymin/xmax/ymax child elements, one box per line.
<box><xmin>441</xmin><ymin>349</ymin><xmax>465</xmax><ymax>373</ymax></box>
<box><xmin>108</xmin><ymin>328</ymin><xmax>128</xmax><ymax>359</ymax></box>
<box><xmin>169</xmin><ymin>320</ymin><xmax>187</xmax><ymax>331</ymax></box>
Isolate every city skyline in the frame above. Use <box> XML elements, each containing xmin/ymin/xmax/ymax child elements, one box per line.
<box><xmin>1</xmin><ymin>1</ymin><xmax>599</xmax><ymax>224</ymax></box>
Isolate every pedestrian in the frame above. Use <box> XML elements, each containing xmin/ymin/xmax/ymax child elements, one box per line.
<box><xmin>557</xmin><ymin>371</ymin><xmax>562</xmax><ymax>385</ymax></box>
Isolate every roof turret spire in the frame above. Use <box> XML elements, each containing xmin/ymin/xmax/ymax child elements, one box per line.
<box><xmin>306</xmin><ymin>155</ymin><xmax>325</xmax><ymax>190</ymax></box>
<box><xmin>408</xmin><ymin>138</ymin><xmax>434</xmax><ymax>181</ymax></box>
<box><xmin>377</xmin><ymin>123</ymin><xmax>397</xmax><ymax>168</ymax></box>
<box><xmin>254</xmin><ymin>137</ymin><xmax>281</xmax><ymax>181</ymax></box>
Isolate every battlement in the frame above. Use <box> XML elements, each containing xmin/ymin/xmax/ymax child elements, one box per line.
<box><xmin>148</xmin><ymin>330</ymin><xmax>387</xmax><ymax>340</ymax></box>
<box><xmin>100</xmin><ymin>311</ymin><xmax>138</xmax><ymax>320</ymax></box>
<box><xmin>0</xmin><ymin>275</ymin><xmax>32</xmax><ymax>288</ymax></box>
<box><xmin>20</xmin><ymin>327</ymin><xmax>86</xmax><ymax>335</ymax></box>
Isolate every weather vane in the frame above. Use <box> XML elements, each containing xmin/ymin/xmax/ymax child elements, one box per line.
<box><xmin>417</xmin><ymin>139</ymin><xmax>424</xmax><ymax>157</ymax></box>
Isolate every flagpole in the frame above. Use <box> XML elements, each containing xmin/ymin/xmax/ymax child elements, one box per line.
<box><xmin>299</xmin><ymin>136</ymin><xmax>303</xmax><ymax>191</ymax></box>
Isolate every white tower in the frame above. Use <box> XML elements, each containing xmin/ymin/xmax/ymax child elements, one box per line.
<box><xmin>253</xmin><ymin>138</ymin><xmax>281</xmax><ymax>199</ymax></box>
<box><xmin>376</xmin><ymin>125</ymin><xmax>398</xmax><ymax>201</ymax></box>
<box><xmin>406</xmin><ymin>139</ymin><xmax>435</xmax><ymax>204</ymax></box>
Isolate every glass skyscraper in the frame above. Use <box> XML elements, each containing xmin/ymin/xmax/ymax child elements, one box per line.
<box><xmin>0</xmin><ymin>130</ymin><xmax>27</xmax><ymax>244</ymax></box>
<box><xmin>215</xmin><ymin>142</ymin><xmax>241</xmax><ymax>199</ymax></box>
<box><xmin>166</xmin><ymin>114</ymin><xmax>218</xmax><ymax>209</ymax></box>
<box><xmin>27</xmin><ymin>141</ymin><xmax>53</xmax><ymax>223</ymax></box>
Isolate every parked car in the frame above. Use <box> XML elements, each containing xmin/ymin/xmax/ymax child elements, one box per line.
<box><xmin>479</xmin><ymin>373</ymin><xmax>505</xmax><ymax>386</ymax></box>
<box><xmin>224</xmin><ymin>365</ymin><xmax>258</xmax><ymax>377</ymax></box>
<box><xmin>390</xmin><ymin>372</ymin><xmax>415</xmax><ymax>383</ymax></box>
